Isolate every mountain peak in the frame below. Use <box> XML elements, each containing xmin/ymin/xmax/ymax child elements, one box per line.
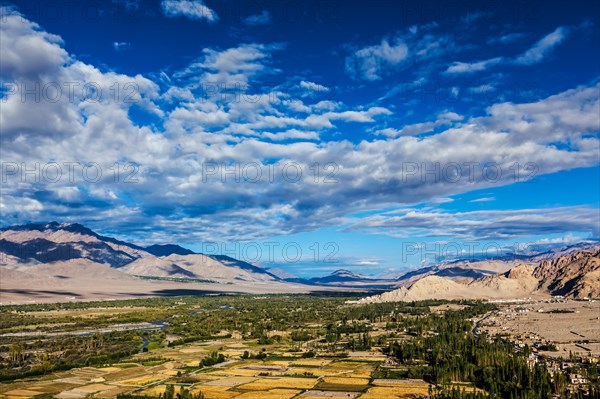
<box><xmin>0</xmin><ymin>221</ymin><xmax>147</xmax><ymax>267</ymax></box>
<box><xmin>0</xmin><ymin>221</ymin><xmax>282</xmax><ymax>285</ymax></box>
<box><xmin>331</xmin><ymin>269</ymin><xmax>357</xmax><ymax>276</ymax></box>
<box><xmin>145</xmin><ymin>244</ymin><xmax>195</xmax><ymax>257</ymax></box>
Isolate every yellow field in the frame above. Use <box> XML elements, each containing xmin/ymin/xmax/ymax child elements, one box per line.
<box><xmin>190</xmin><ymin>385</ymin><xmax>238</xmax><ymax>399</ymax></box>
<box><xmin>204</xmin><ymin>376</ymin><xmax>257</xmax><ymax>386</ymax></box>
<box><xmin>372</xmin><ymin>379</ymin><xmax>431</xmax><ymax>388</ymax></box>
<box><xmin>290</xmin><ymin>359</ymin><xmax>331</xmax><ymax>367</ymax></box>
<box><xmin>359</xmin><ymin>385</ymin><xmax>430</xmax><ymax>398</ymax></box>
<box><xmin>1</xmin><ymin>390</ymin><xmax>43</xmax><ymax>398</ymax></box>
<box><xmin>322</xmin><ymin>377</ymin><xmax>370</xmax><ymax>386</ymax></box>
<box><xmin>237</xmin><ymin>377</ymin><xmax>318</xmax><ymax>390</ymax></box>
<box><xmin>139</xmin><ymin>385</ymin><xmax>168</xmax><ymax>396</ymax></box>
<box><xmin>327</xmin><ymin>362</ymin><xmax>362</xmax><ymax>370</ymax></box>
<box><xmin>118</xmin><ymin>374</ymin><xmax>169</xmax><ymax>385</ymax></box>
<box><xmin>285</xmin><ymin>367</ymin><xmax>328</xmax><ymax>376</ymax></box>
<box><xmin>184</xmin><ymin>359</ymin><xmax>202</xmax><ymax>366</ymax></box>
<box><xmin>233</xmin><ymin>389</ymin><xmax>301</xmax><ymax>399</ymax></box>
<box><xmin>75</xmin><ymin>384</ymin><xmax>114</xmax><ymax>392</ymax></box>
<box><xmin>298</xmin><ymin>391</ymin><xmax>361</xmax><ymax>399</ymax></box>
<box><xmin>348</xmin><ymin>356</ymin><xmax>386</xmax><ymax>362</ymax></box>
<box><xmin>264</xmin><ymin>360</ymin><xmax>291</xmax><ymax>366</ymax></box>
<box><xmin>97</xmin><ymin>367</ymin><xmax>122</xmax><ymax>373</ymax></box>
<box><xmin>215</xmin><ymin>368</ymin><xmax>262</xmax><ymax>377</ymax></box>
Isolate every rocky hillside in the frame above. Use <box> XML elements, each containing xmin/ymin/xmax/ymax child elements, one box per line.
<box><xmin>393</xmin><ymin>259</ymin><xmax>518</xmax><ymax>286</ymax></box>
<box><xmin>533</xmin><ymin>248</ymin><xmax>600</xmax><ymax>299</ymax></box>
<box><xmin>357</xmin><ymin>247</ymin><xmax>600</xmax><ymax>303</ymax></box>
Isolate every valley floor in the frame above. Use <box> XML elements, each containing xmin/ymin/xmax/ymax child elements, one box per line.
<box><xmin>0</xmin><ymin>295</ymin><xmax>598</xmax><ymax>398</ymax></box>
<box><xmin>0</xmin><ymin>274</ymin><xmax>352</xmax><ymax>306</ymax></box>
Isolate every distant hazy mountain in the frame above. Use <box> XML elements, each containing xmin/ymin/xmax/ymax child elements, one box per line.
<box><xmin>264</xmin><ymin>267</ymin><xmax>297</xmax><ymax>280</ymax></box>
<box><xmin>309</xmin><ymin>269</ymin><xmax>374</xmax><ymax>284</ymax></box>
<box><xmin>288</xmin><ymin>269</ymin><xmax>397</xmax><ymax>289</ymax></box>
<box><xmin>393</xmin><ymin>260</ymin><xmax>517</xmax><ymax>286</ymax></box>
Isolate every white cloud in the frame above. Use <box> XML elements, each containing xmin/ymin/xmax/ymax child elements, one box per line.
<box><xmin>243</xmin><ymin>11</ymin><xmax>271</xmax><ymax>26</ymax></box>
<box><xmin>161</xmin><ymin>0</ymin><xmax>218</xmax><ymax>23</ymax></box>
<box><xmin>377</xmin><ymin>112</ymin><xmax>462</xmax><ymax>137</ymax></box>
<box><xmin>515</xmin><ymin>26</ymin><xmax>568</xmax><ymax>65</ymax></box>
<box><xmin>487</xmin><ymin>32</ymin><xmax>527</xmax><ymax>45</ymax></box>
<box><xmin>261</xmin><ymin>129</ymin><xmax>319</xmax><ymax>141</ymax></box>
<box><xmin>113</xmin><ymin>0</ymin><xmax>141</xmax><ymax>10</ymax></box>
<box><xmin>299</xmin><ymin>81</ymin><xmax>330</xmax><ymax>92</ymax></box>
<box><xmin>113</xmin><ymin>41</ymin><xmax>131</xmax><ymax>51</ymax></box>
<box><xmin>346</xmin><ymin>207</ymin><xmax>600</xmax><ymax>240</ymax></box>
<box><xmin>469</xmin><ymin>197</ymin><xmax>496</xmax><ymax>203</ymax></box>
<box><xmin>0</xmin><ymin>9</ymin><xmax>69</xmax><ymax>80</ymax></box>
<box><xmin>345</xmin><ymin>25</ymin><xmax>455</xmax><ymax>81</ymax></box>
<box><xmin>446</xmin><ymin>26</ymin><xmax>570</xmax><ymax>74</ymax></box>
<box><xmin>1</xmin><ymin>9</ymin><xmax>599</xmax><ymax>243</ymax></box>
<box><xmin>175</xmin><ymin>43</ymin><xmax>282</xmax><ymax>87</ymax></box>
<box><xmin>445</xmin><ymin>57</ymin><xmax>503</xmax><ymax>74</ymax></box>
<box><xmin>346</xmin><ymin>38</ymin><xmax>408</xmax><ymax>80</ymax></box>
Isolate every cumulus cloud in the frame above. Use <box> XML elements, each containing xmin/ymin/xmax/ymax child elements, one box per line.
<box><xmin>161</xmin><ymin>0</ymin><xmax>218</xmax><ymax>23</ymax></box>
<box><xmin>1</xmin><ymin>8</ymin><xmax>599</xmax><ymax>244</ymax></box>
<box><xmin>299</xmin><ymin>81</ymin><xmax>330</xmax><ymax>92</ymax></box>
<box><xmin>174</xmin><ymin>43</ymin><xmax>283</xmax><ymax>87</ymax></box>
<box><xmin>0</xmin><ymin>11</ymin><xmax>69</xmax><ymax>80</ymax></box>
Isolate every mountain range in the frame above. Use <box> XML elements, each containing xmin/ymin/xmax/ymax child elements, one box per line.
<box><xmin>0</xmin><ymin>222</ymin><xmax>285</xmax><ymax>281</ymax></box>
<box><xmin>1</xmin><ymin>222</ymin><xmax>598</xmax><ymax>304</ymax></box>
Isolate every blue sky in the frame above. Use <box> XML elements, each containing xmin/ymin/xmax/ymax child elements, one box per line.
<box><xmin>1</xmin><ymin>0</ymin><xmax>599</xmax><ymax>277</ymax></box>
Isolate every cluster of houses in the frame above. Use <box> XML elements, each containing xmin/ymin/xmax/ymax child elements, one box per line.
<box><xmin>512</xmin><ymin>335</ymin><xmax>598</xmax><ymax>394</ymax></box>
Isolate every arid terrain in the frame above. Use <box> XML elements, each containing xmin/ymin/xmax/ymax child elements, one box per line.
<box><xmin>0</xmin><ymin>260</ymin><xmax>329</xmax><ymax>305</ymax></box>
<box><xmin>474</xmin><ymin>299</ymin><xmax>600</xmax><ymax>357</ymax></box>
<box><xmin>357</xmin><ymin>248</ymin><xmax>600</xmax><ymax>304</ymax></box>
